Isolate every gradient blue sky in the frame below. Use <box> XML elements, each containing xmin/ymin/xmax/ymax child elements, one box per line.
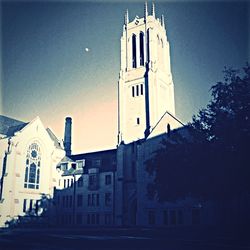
<box><xmin>1</xmin><ymin>0</ymin><xmax>249</xmax><ymax>153</ymax></box>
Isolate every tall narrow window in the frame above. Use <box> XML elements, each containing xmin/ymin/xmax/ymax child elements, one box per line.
<box><xmin>132</xmin><ymin>86</ymin><xmax>135</xmax><ymax>97</ymax></box>
<box><xmin>136</xmin><ymin>85</ymin><xmax>139</xmax><ymax>96</ymax></box>
<box><xmin>139</xmin><ymin>32</ymin><xmax>144</xmax><ymax>66</ymax></box>
<box><xmin>140</xmin><ymin>84</ymin><xmax>143</xmax><ymax>95</ymax></box>
<box><xmin>147</xmin><ymin>29</ymin><xmax>150</xmax><ymax>62</ymax></box>
<box><xmin>24</xmin><ymin>143</ymin><xmax>41</xmax><ymax>189</ymax></box>
<box><xmin>23</xmin><ymin>199</ymin><xmax>27</xmax><ymax>213</ymax></box>
<box><xmin>132</xmin><ymin>34</ymin><xmax>137</xmax><ymax>68</ymax></box>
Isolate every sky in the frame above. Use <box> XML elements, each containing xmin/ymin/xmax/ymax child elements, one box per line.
<box><xmin>1</xmin><ymin>0</ymin><xmax>249</xmax><ymax>154</ymax></box>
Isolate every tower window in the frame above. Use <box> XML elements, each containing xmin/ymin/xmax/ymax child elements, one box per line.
<box><xmin>24</xmin><ymin>143</ymin><xmax>41</xmax><ymax>189</ymax></box>
<box><xmin>132</xmin><ymin>86</ymin><xmax>135</xmax><ymax>97</ymax></box>
<box><xmin>132</xmin><ymin>34</ymin><xmax>137</xmax><ymax>68</ymax></box>
<box><xmin>139</xmin><ymin>32</ymin><xmax>144</xmax><ymax>66</ymax></box>
<box><xmin>136</xmin><ymin>85</ymin><xmax>139</xmax><ymax>96</ymax></box>
<box><xmin>140</xmin><ymin>84</ymin><xmax>143</xmax><ymax>95</ymax></box>
<box><xmin>137</xmin><ymin>117</ymin><xmax>140</xmax><ymax>125</ymax></box>
<box><xmin>147</xmin><ymin>29</ymin><xmax>150</xmax><ymax>62</ymax></box>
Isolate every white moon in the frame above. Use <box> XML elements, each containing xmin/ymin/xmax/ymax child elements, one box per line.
<box><xmin>85</xmin><ymin>47</ymin><xmax>89</xmax><ymax>52</ymax></box>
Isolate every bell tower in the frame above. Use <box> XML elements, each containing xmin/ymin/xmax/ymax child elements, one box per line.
<box><xmin>118</xmin><ymin>2</ymin><xmax>176</xmax><ymax>144</ymax></box>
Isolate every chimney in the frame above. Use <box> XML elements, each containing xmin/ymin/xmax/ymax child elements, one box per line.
<box><xmin>64</xmin><ymin>117</ymin><xmax>72</xmax><ymax>156</ymax></box>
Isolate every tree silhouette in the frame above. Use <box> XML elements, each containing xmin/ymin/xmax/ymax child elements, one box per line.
<box><xmin>146</xmin><ymin>64</ymin><xmax>250</xmax><ymax>202</ymax></box>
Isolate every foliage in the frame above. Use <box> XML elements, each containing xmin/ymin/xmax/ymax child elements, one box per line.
<box><xmin>146</xmin><ymin>64</ymin><xmax>250</xmax><ymax>202</ymax></box>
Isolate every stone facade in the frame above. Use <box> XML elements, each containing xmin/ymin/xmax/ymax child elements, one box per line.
<box><xmin>0</xmin><ymin>116</ymin><xmax>65</xmax><ymax>227</ymax></box>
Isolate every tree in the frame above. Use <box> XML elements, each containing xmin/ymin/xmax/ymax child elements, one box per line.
<box><xmin>146</xmin><ymin>64</ymin><xmax>250</xmax><ymax>202</ymax></box>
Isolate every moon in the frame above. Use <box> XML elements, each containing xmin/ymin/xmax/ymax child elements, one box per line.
<box><xmin>85</xmin><ymin>47</ymin><xmax>90</xmax><ymax>52</ymax></box>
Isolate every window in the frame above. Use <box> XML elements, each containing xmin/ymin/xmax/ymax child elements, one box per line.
<box><xmin>178</xmin><ymin>210</ymin><xmax>183</xmax><ymax>225</ymax></box>
<box><xmin>78</xmin><ymin>177</ymin><xmax>83</xmax><ymax>187</ymax></box>
<box><xmin>77</xmin><ymin>160</ymin><xmax>85</xmax><ymax>169</ymax></box>
<box><xmin>139</xmin><ymin>32</ymin><xmax>144</xmax><ymax>66</ymax></box>
<box><xmin>24</xmin><ymin>143</ymin><xmax>41</xmax><ymax>189</ymax></box>
<box><xmin>147</xmin><ymin>29</ymin><xmax>150</xmax><ymax>61</ymax></box>
<box><xmin>88</xmin><ymin>194</ymin><xmax>91</xmax><ymax>206</ymax></box>
<box><xmin>105</xmin><ymin>193</ymin><xmax>112</xmax><ymax>206</ymax></box>
<box><xmin>67</xmin><ymin>179</ymin><xmax>70</xmax><ymax>188</ymax></box>
<box><xmin>140</xmin><ymin>84</ymin><xmax>143</xmax><ymax>95</ymax></box>
<box><xmin>132</xmin><ymin>34</ymin><xmax>137</xmax><ymax>68</ymax></box>
<box><xmin>167</xmin><ymin>123</ymin><xmax>171</xmax><ymax>134</ymax></box>
<box><xmin>77</xmin><ymin>194</ymin><xmax>83</xmax><ymax>207</ymax></box>
<box><xmin>23</xmin><ymin>199</ymin><xmax>27</xmax><ymax>213</ymax></box>
<box><xmin>136</xmin><ymin>118</ymin><xmax>140</xmax><ymax>125</ymax></box>
<box><xmin>170</xmin><ymin>210</ymin><xmax>176</xmax><ymax>225</ymax></box>
<box><xmin>64</xmin><ymin>179</ymin><xmax>66</xmax><ymax>188</ymax></box>
<box><xmin>105</xmin><ymin>175</ymin><xmax>111</xmax><ymax>185</ymax></box>
<box><xmin>136</xmin><ymin>85</ymin><xmax>139</xmax><ymax>96</ymax></box>
<box><xmin>192</xmin><ymin>208</ymin><xmax>201</xmax><ymax>225</ymax></box>
<box><xmin>132</xmin><ymin>86</ymin><xmax>135</xmax><ymax>97</ymax></box>
<box><xmin>76</xmin><ymin>214</ymin><xmax>82</xmax><ymax>225</ymax></box>
<box><xmin>29</xmin><ymin>199</ymin><xmax>33</xmax><ymax>212</ymax></box>
<box><xmin>61</xmin><ymin>163</ymin><xmax>68</xmax><ymax>171</ymax></box>
<box><xmin>89</xmin><ymin>174</ymin><xmax>99</xmax><ymax>190</ymax></box>
<box><xmin>71</xmin><ymin>178</ymin><xmax>74</xmax><ymax>187</ymax></box>
<box><xmin>71</xmin><ymin>163</ymin><xmax>76</xmax><ymax>169</ymax></box>
<box><xmin>92</xmin><ymin>159</ymin><xmax>101</xmax><ymax>167</ymax></box>
<box><xmin>148</xmin><ymin>211</ymin><xmax>155</xmax><ymax>225</ymax></box>
<box><xmin>87</xmin><ymin>214</ymin><xmax>91</xmax><ymax>224</ymax></box>
<box><xmin>62</xmin><ymin>196</ymin><xmax>65</xmax><ymax>207</ymax></box>
<box><xmin>163</xmin><ymin>210</ymin><xmax>168</xmax><ymax>225</ymax></box>
<box><xmin>105</xmin><ymin>214</ymin><xmax>112</xmax><ymax>225</ymax></box>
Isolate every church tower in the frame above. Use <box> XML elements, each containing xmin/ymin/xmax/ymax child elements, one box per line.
<box><xmin>118</xmin><ymin>2</ymin><xmax>176</xmax><ymax>144</ymax></box>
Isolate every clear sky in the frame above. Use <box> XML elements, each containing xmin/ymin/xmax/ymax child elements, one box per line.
<box><xmin>1</xmin><ymin>0</ymin><xmax>249</xmax><ymax>154</ymax></box>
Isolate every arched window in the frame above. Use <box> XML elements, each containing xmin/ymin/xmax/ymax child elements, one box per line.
<box><xmin>139</xmin><ymin>32</ymin><xmax>144</xmax><ymax>66</ymax></box>
<box><xmin>132</xmin><ymin>34</ymin><xmax>137</xmax><ymax>68</ymax></box>
<box><xmin>24</xmin><ymin>143</ymin><xmax>41</xmax><ymax>189</ymax></box>
<box><xmin>147</xmin><ymin>29</ymin><xmax>150</xmax><ymax>62</ymax></box>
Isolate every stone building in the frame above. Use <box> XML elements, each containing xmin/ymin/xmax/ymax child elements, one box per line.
<box><xmin>55</xmin><ymin>147</ymin><xmax>116</xmax><ymax>227</ymax></box>
<box><xmin>0</xmin><ymin>116</ymin><xmax>65</xmax><ymax>227</ymax></box>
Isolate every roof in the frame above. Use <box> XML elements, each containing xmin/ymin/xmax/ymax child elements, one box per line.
<box><xmin>46</xmin><ymin>128</ymin><xmax>63</xmax><ymax>150</ymax></box>
<box><xmin>59</xmin><ymin>148</ymin><xmax>117</xmax><ymax>175</ymax></box>
<box><xmin>0</xmin><ymin>115</ymin><xmax>28</xmax><ymax>137</ymax></box>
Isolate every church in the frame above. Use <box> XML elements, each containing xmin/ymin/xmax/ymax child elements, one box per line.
<box><xmin>54</xmin><ymin>3</ymin><xmax>214</xmax><ymax>227</ymax></box>
<box><xmin>0</xmin><ymin>2</ymin><xmax>215</xmax><ymax>228</ymax></box>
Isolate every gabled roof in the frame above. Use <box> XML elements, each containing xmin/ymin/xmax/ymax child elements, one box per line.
<box><xmin>46</xmin><ymin>128</ymin><xmax>63</xmax><ymax>150</ymax></box>
<box><xmin>0</xmin><ymin>115</ymin><xmax>28</xmax><ymax>137</ymax></box>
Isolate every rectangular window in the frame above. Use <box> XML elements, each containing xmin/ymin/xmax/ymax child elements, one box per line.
<box><xmin>23</xmin><ymin>199</ymin><xmax>27</xmax><ymax>213</ymax></box>
<box><xmin>78</xmin><ymin>177</ymin><xmax>83</xmax><ymax>187</ymax></box>
<box><xmin>29</xmin><ymin>199</ymin><xmax>33</xmax><ymax>212</ymax></box>
<box><xmin>192</xmin><ymin>208</ymin><xmax>201</xmax><ymax>225</ymax></box>
<box><xmin>87</xmin><ymin>214</ymin><xmax>91</xmax><ymax>224</ymax></box>
<box><xmin>91</xmin><ymin>214</ymin><xmax>95</xmax><ymax>224</ymax></box>
<box><xmin>163</xmin><ymin>210</ymin><xmax>168</xmax><ymax>225</ymax></box>
<box><xmin>76</xmin><ymin>214</ymin><xmax>82</xmax><ymax>225</ymax></box>
<box><xmin>92</xmin><ymin>159</ymin><xmax>101</xmax><ymax>167</ymax></box>
<box><xmin>77</xmin><ymin>160</ymin><xmax>85</xmax><ymax>169</ymax></box>
<box><xmin>64</xmin><ymin>179</ymin><xmax>66</xmax><ymax>188</ymax></box>
<box><xmin>136</xmin><ymin>85</ymin><xmax>139</xmax><ymax>96</ymax></box>
<box><xmin>170</xmin><ymin>210</ymin><xmax>176</xmax><ymax>225</ymax></box>
<box><xmin>61</xmin><ymin>163</ymin><xmax>68</xmax><ymax>171</ymax></box>
<box><xmin>96</xmin><ymin>214</ymin><xmax>100</xmax><ymax>225</ymax></box>
<box><xmin>132</xmin><ymin>86</ymin><xmax>135</xmax><ymax>97</ymax></box>
<box><xmin>105</xmin><ymin>175</ymin><xmax>111</xmax><ymax>185</ymax></box>
<box><xmin>137</xmin><ymin>117</ymin><xmax>140</xmax><ymax>125</ymax></box>
<box><xmin>77</xmin><ymin>194</ymin><xmax>83</xmax><ymax>207</ymax></box>
<box><xmin>96</xmin><ymin>194</ymin><xmax>99</xmax><ymax>206</ymax></box>
<box><xmin>148</xmin><ymin>211</ymin><xmax>155</xmax><ymax>225</ymax></box>
<box><xmin>105</xmin><ymin>214</ymin><xmax>112</xmax><ymax>225</ymax></box>
<box><xmin>71</xmin><ymin>163</ymin><xmax>76</xmax><ymax>169</ymax></box>
<box><xmin>178</xmin><ymin>210</ymin><xmax>183</xmax><ymax>225</ymax></box>
<box><xmin>71</xmin><ymin>179</ymin><xmax>74</xmax><ymax>187</ymax></box>
<box><xmin>89</xmin><ymin>174</ymin><xmax>99</xmax><ymax>190</ymax></box>
<box><xmin>67</xmin><ymin>179</ymin><xmax>70</xmax><ymax>188</ymax></box>
<box><xmin>141</xmin><ymin>84</ymin><xmax>143</xmax><ymax>95</ymax></box>
<box><xmin>105</xmin><ymin>193</ymin><xmax>112</xmax><ymax>206</ymax></box>
<box><xmin>88</xmin><ymin>194</ymin><xmax>91</xmax><ymax>206</ymax></box>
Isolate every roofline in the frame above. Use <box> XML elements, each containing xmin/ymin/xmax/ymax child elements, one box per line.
<box><xmin>70</xmin><ymin>148</ymin><xmax>117</xmax><ymax>158</ymax></box>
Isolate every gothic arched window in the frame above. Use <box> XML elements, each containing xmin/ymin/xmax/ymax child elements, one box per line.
<box><xmin>24</xmin><ymin>143</ymin><xmax>41</xmax><ymax>189</ymax></box>
<box><xmin>132</xmin><ymin>34</ymin><xmax>137</xmax><ymax>68</ymax></box>
<box><xmin>139</xmin><ymin>32</ymin><xmax>144</xmax><ymax>66</ymax></box>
